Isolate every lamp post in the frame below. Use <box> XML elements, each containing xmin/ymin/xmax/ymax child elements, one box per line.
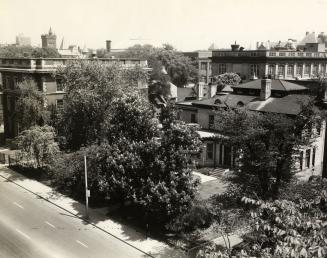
<box><xmin>84</xmin><ymin>155</ymin><xmax>90</xmax><ymax>219</ymax></box>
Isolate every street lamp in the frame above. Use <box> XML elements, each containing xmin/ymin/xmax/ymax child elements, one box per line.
<box><xmin>84</xmin><ymin>155</ymin><xmax>90</xmax><ymax>219</ymax></box>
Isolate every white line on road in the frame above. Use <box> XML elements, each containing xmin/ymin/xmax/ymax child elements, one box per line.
<box><xmin>15</xmin><ymin>229</ymin><xmax>31</xmax><ymax>240</ymax></box>
<box><xmin>76</xmin><ymin>240</ymin><xmax>88</xmax><ymax>248</ymax></box>
<box><xmin>13</xmin><ymin>202</ymin><xmax>24</xmax><ymax>209</ymax></box>
<box><xmin>45</xmin><ymin>221</ymin><xmax>56</xmax><ymax>229</ymax></box>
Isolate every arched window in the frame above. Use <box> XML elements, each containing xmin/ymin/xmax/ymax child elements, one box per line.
<box><xmin>236</xmin><ymin>101</ymin><xmax>244</xmax><ymax>107</ymax></box>
<box><xmin>214</xmin><ymin>99</ymin><xmax>222</xmax><ymax>105</ymax></box>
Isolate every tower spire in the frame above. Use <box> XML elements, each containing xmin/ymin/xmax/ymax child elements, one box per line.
<box><xmin>49</xmin><ymin>27</ymin><xmax>53</xmax><ymax>35</ymax></box>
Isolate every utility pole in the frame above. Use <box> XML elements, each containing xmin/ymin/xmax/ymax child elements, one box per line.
<box><xmin>84</xmin><ymin>155</ymin><xmax>90</xmax><ymax>219</ymax></box>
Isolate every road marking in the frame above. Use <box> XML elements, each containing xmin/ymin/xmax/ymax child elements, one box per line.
<box><xmin>13</xmin><ymin>202</ymin><xmax>24</xmax><ymax>209</ymax></box>
<box><xmin>76</xmin><ymin>240</ymin><xmax>88</xmax><ymax>248</ymax></box>
<box><xmin>15</xmin><ymin>229</ymin><xmax>31</xmax><ymax>240</ymax></box>
<box><xmin>45</xmin><ymin>221</ymin><xmax>56</xmax><ymax>229</ymax></box>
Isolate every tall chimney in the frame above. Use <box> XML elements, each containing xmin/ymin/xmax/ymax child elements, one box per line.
<box><xmin>231</xmin><ymin>41</ymin><xmax>240</xmax><ymax>51</ymax></box>
<box><xmin>106</xmin><ymin>40</ymin><xmax>111</xmax><ymax>52</ymax></box>
<box><xmin>197</xmin><ymin>82</ymin><xmax>205</xmax><ymax>99</ymax></box>
<box><xmin>260</xmin><ymin>78</ymin><xmax>271</xmax><ymax>101</ymax></box>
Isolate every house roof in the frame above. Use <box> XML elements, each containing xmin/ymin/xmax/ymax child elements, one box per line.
<box><xmin>298</xmin><ymin>32</ymin><xmax>317</xmax><ymax>45</ymax></box>
<box><xmin>232</xmin><ymin>79</ymin><xmax>307</xmax><ymax>92</ymax></box>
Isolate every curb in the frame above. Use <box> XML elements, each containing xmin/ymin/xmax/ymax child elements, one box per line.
<box><xmin>0</xmin><ymin>170</ymin><xmax>155</xmax><ymax>258</ymax></box>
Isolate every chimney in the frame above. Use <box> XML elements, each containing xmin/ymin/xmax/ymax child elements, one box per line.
<box><xmin>260</xmin><ymin>78</ymin><xmax>271</xmax><ymax>101</ymax></box>
<box><xmin>256</xmin><ymin>42</ymin><xmax>259</xmax><ymax>49</ymax></box>
<box><xmin>231</xmin><ymin>41</ymin><xmax>240</xmax><ymax>51</ymax></box>
<box><xmin>197</xmin><ymin>82</ymin><xmax>205</xmax><ymax>99</ymax></box>
<box><xmin>106</xmin><ymin>40</ymin><xmax>111</xmax><ymax>52</ymax></box>
<box><xmin>207</xmin><ymin>84</ymin><xmax>217</xmax><ymax>98</ymax></box>
<box><xmin>306</xmin><ymin>31</ymin><xmax>310</xmax><ymax>36</ymax></box>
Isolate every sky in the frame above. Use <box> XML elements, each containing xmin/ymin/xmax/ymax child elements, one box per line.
<box><xmin>0</xmin><ymin>0</ymin><xmax>327</xmax><ymax>51</ymax></box>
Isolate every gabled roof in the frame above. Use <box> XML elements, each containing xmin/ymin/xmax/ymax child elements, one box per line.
<box><xmin>232</xmin><ymin>79</ymin><xmax>307</xmax><ymax>92</ymax></box>
<box><xmin>298</xmin><ymin>32</ymin><xmax>317</xmax><ymax>45</ymax></box>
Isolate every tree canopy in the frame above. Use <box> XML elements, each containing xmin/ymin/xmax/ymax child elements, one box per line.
<box><xmin>0</xmin><ymin>45</ymin><xmax>60</xmax><ymax>58</ymax></box>
<box><xmin>15</xmin><ymin>79</ymin><xmax>49</xmax><ymax>131</ymax></box>
<box><xmin>213</xmin><ymin>101</ymin><xmax>323</xmax><ymax>199</ymax></box>
<box><xmin>119</xmin><ymin>44</ymin><xmax>198</xmax><ymax>88</ymax></box>
<box><xmin>54</xmin><ymin>60</ymin><xmax>148</xmax><ymax>150</ymax></box>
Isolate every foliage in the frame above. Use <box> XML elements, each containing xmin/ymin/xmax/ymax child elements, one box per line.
<box><xmin>54</xmin><ymin>60</ymin><xmax>148</xmax><ymax>150</ymax></box>
<box><xmin>213</xmin><ymin>101</ymin><xmax>322</xmax><ymax>199</ymax></box>
<box><xmin>15</xmin><ymin>125</ymin><xmax>59</xmax><ymax>169</ymax></box>
<box><xmin>213</xmin><ymin>73</ymin><xmax>241</xmax><ymax>91</ymax></box>
<box><xmin>15</xmin><ymin>79</ymin><xmax>49</xmax><ymax>131</ymax></box>
<box><xmin>166</xmin><ymin>200</ymin><xmax>221</xmax><ymax>233</ymax></box>
<box><xmin>120</xmin><ymin>44</ymin><xmax>198</xmax><ymax>88</ymax></box>
<box><xmin>240</xmin><ymin>188</ymin><xmax>327</xmax><ymax>258</ymax></box>
<box><xmin>0</xmin><ymin>45</ymin><xmax>60</xmax><ymax>58</ymax></box>
<box><xmin>51</xmin><ymin>95</ymin><xmax>201</xmax><ymax>224</ymax></box>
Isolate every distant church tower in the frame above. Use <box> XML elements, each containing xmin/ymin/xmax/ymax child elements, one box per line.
<box><xmin>41</xmin><ymin>27</ymin><xmax>57</xmax><ymax>49</ymax></box>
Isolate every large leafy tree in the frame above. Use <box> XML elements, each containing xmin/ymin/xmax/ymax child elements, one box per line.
<box><xmin>15</xmin><ymin>79</ymin><xmax>49</xmax><ymax>131</ymax></box>
<box><xmin>16</xmin><ymin>125</ymin><xmax>59</xmax><ymax>169</ymax></box>
<box><xmin>120</xmin><ymin>44</ymin><xmax>198</xmax><ymax>88</ymax></box>
<box><xmin>213</xmin><ymin>101</ymin><xmax>322</xmax><ymax>199</ymax></box>
<box><xmin>54</xmin><ymin>60</ymin><xmax>148</xmax><ymax>150</ymax></box>
<box><xmin>52</xmin><ymin>97</ymin><xmax>201</xmax><ymax>223</ymax></box>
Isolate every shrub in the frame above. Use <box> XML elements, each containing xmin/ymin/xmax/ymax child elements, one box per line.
<box><xmin>166</xmin><ymin>201</ymin><xmax>221</xmax><ymax>233</ymax></box>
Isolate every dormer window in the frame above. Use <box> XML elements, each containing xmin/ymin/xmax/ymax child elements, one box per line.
<box><xmin>214</xmin><ymin>99</ymin><xmax>222</xmax><ymax>105</ymax></box>
<box><xmin>236</xmin><ymin>101</ymin><xmax>244</xmax><ymax>107</ymax></box>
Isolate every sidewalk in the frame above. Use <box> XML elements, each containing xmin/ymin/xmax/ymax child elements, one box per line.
<box><xmin>0</xmin><ymin>165</ymin><xmax>186</xmax><ymax>258</ymax></box>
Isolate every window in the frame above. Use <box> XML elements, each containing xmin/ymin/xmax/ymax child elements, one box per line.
<box><xmin>237</xmin><ymin>101</ymin><xmax>244</xmax><ymax>107</ymax></box>
<box><xmin>296</xmin><ymin>65</ymin><xmax>303</xmax><ymax>75</ymax></box>
<box><xmin>312</xmin><ymin>147</ymin><xmax>316</xmax><ymax>167</ymax></box>
<box><xmin>269</xmin><ymin>52</ymin><xmax>276</xmax><ymax>56</ymax></box>
<box><xmin>208</xmin><ymin>115</ymin><xmax>214</xmax><ymax>129</ymax></box>
<box><xmin>306</xmin><ymin>149</ymin><xmax>311</xmax><ymax>168</ymax></box>
<box><xmin>298</xmin><ymin>52</ymin><xmax>304</xmax><ymax>57</ymax></box>
<box><xmin>56</xmin><ymin>99</ymin><xmax>64</xmax><ymax>110</ymax></box>
<box><xmin>268</xmin><ymin>65</ymin><xmax>275</xmax><ymax>75</ymax></box>
<box><xmin>278</xmin><ymin>65</ymin><xmax>284</xmax><ymax>76</ymax></box>
<box><xmin>200</xmin><ymin>62</ymin><xmax>207</xmax><ymax>71</ymax></box>
<box><xmin>299</xmin><ymin>151</ymin><xmax>303</xmax><ymax>170</ymax></box>
<box><xmin>250</xmin><ymin>64</ymin><xmax>259</xmax><ymax>77</ymax></box>
<box><xmin>304</xmin><ymin>64</ymin><xmax>310</xmax><ymax>74</ymax></box>
<box><xmin>287</xmin><ymin>65</ymin><xmax>294</xmax><ymax>76</ymax></box>
<box><xmin>218</xmin><ymin>64</ymin><xmax>227</xmax><ymax>74</ymax></box>
<box><xmin>289</xmin><ymin>52</ymin><xmax>295</xmax><ymax>57</ymax></box>
<box><xmin>313</xmin><ymin>64</ymin><xmax>318</xmax><ymax>75</ymax></box>
<box><xmin>214</xmin><ymin>99</ymin><xmax>222</xmax><ymax>105</ymax></box>
<box><xmin>190</xmin><ymin>113</ymin><xmax>197</xmax><ymax>123</ymax></box>
<box><xmin>56</xmin><ymin>79</ymin><xmax>64</xmax><ymax>91</ymax></box>
<box><xmin>206</xmin><ymin>143</ymin><xmax>214</xmax><ymax>160</ymax></box>
<box><xmin>279</xmin><ymin>52</ymin><xmax>286</xmax><ymax>56</ymax></box>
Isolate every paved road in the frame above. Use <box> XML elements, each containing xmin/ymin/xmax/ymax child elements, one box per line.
<box><xmin>0</xmin><ymin>176</ymin><xmax>149</xmax><ymax>258</ymax></box>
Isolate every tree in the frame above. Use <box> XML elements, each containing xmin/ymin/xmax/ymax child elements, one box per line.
<box><xmin>213</xmin><ymin>73</ymin><xmax>241</xmax><ymax>91</ymax></box>
<box><xmin>54</xmin><ymin>60</ymin><xmax>148</xmax><ymax>150</ymax></box>
<box><xmin>240</xmin><ymin>181</ymin><xmax>327</xmax><ymax>258</ymax></box>
<box><xmin>213</xmin><ymin>101</ymin><xmax>322</xmax><ymax>199</ymax></box>
<box><xmin>16</xmin><ymin>125</ymin><xmax>59</xmax><ymax>169</ymax></box>
<box><xmin>0</xmin><ymin>45</ymin><xmax>60</xmax><ymax>58</ymax></box>
<box><xmin>15</xmin><ymin>79</ymin><xmax>49</xmax><ymax>131</ymax></box>
<box><xmin>52</xmin><ymin>96</ymin><xmax>201</xmax><ymax>224</ymax></box>
<box><xmin>120</xmin><ymin>44</ymin><xmax>198</xmax><ymax>88</ymax></box>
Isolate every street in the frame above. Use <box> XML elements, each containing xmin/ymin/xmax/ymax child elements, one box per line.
<box><xmin>0</xmin><ymin>175</ymin><xmax>149</xmax><ymax>258</ymax></box>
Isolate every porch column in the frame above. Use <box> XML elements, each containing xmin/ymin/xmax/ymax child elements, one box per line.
<box><xmin>302</xmin><ymin>63</ymin><xmax>305</xmax><ymax>78</ymax></box>
<box><xmin>274</xmin><ymin>63</ymin><xmax>279</xmax><ymax>79</ymax></box>
<box><xmin>310</xmin><ymin>63</ymin><xmax>314</xmax><ymax>78</ymax></box>
<box><xmin>284</xmin><ymin>64</ymin><xmax>288</xmax><ymax>79</ymax></box>
<box><xmin>264</xmin><ymin>64</ymin><xmax>268</xmax><ymax>77</ymax></box>
<box><xmin>293</xmin><ymin>63</ymin><xmax>297</xmax><ymax>78</ymax></box>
